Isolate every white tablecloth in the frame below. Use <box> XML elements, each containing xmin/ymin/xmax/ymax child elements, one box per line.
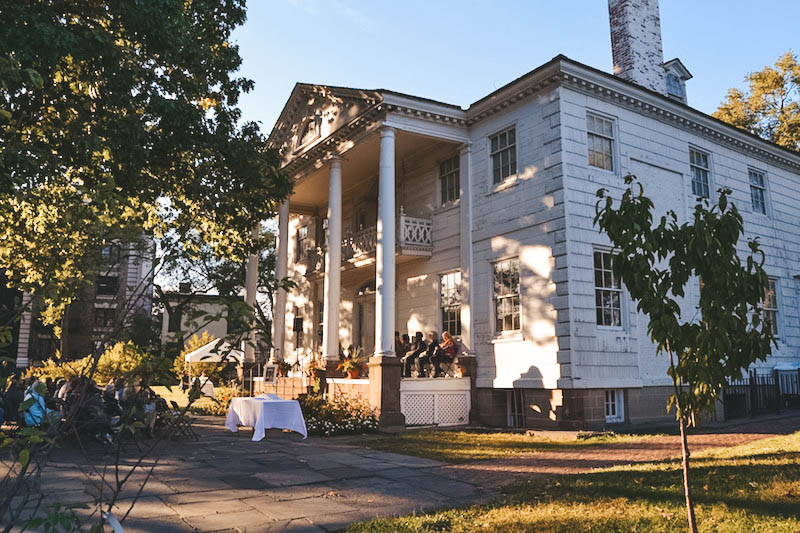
<box><xmin>225</xmin><ymin>397</ymin><xmax>307</xmax><ymax>441</ymax></box>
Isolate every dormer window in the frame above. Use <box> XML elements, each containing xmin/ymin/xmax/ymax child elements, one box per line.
<box><xmin>666</xmin><ymin>72</ymin><xmax>685</xmax><ymax>101</ymax></box>
<box><xmin>662</xmin><ymin>58</ymin><xmax>692</xmax><ymax>104</ymax></box>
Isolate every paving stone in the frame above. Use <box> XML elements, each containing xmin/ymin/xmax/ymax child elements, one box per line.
<box><xmin>160</xmin><ymin>488</ymin><xmax>267</xmax><ymax>505</ymax></box>
<box><xmin>182</xmin><ymin>508</ymin><xmax>275</xmax><ymax>532</ymax></box>
<box><xmin>314</xmin><ymin>466</ymin><xmax>372</xmax><ymax>481</ymax></box>
<box><xmin>219</xmin><ymin>474</ymin><xmax>277</xmax><ymax>490</ymax></box>
<box><xmin>259</xmin><ymin>496</ymin><xmax>356</xmax><ymax>521</ymax></box>
<box><xmin>253</xmin><ymin>468</ymin><xmax>332</xmax><ymax>487</ymax></box>
<box><xmin>113</xmin><ymin>496</ymin><xmax>176</xmax><ymax>519</ymax></box>
<box><xmin>117</xmin><ymin>513</ymin><xmax>194</xmax><ymax>532</ymax></box>
<box><xmin>239</xmin><ymin>484</ymin><xmax>337</xmax><ymax>503</ymax></box>
<box><xmin>169</xmin><ymin>498</ymin><xmax>255</xmax><ymax>518</ymax></box>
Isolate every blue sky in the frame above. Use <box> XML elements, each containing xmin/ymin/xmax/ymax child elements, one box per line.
<box><xmin>232</xmin><ymin>1</ymin><xmax>799</xmax><ymax>134</ymax></box>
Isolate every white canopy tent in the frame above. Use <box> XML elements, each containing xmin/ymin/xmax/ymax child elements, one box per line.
<box><xmin>183</xmin><ymin>340</ymin><xmax>244</xmax><ymax>364</ymax></box>
<box><xmin>184</xmin><ymin>340</ymin><xmax>243</xmax><ymax>396</ymax></box>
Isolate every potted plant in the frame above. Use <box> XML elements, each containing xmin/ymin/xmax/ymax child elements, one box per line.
<box><xmin>337</xmin><ymin>347</ymin><xmax>366</xmax><ymax>379</ymax></box>
<box><xmin>277</xmin><ymin>360</ymin><xmax>292</xmax><ymax>377</ymax></box>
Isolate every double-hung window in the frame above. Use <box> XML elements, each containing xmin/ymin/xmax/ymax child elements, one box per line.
<box><xmin>440</xmin><ymin>271</ymin><xmax>462</xmax><ymax>337</ymax></box>
<box><xmin>689</xmin><ymin>148</ymin><xmax>711</xmax><ymax>198</ymax></box>
<box><xmin>763</xmin><ymin>278</ymin><xmax>779</xmax><ymax>337</ymax></box>
<box><xmin>749</xmin><ymin>169</ymin><xmax>767</xmax><ymax>215</ymax></box>
<box><xmin>439</xmin><ymin>155</ymin><xmax>460</xmax><ymax>205</ymax></box>
<box><xmin>94</xmin><ymin>307</ymin><xmax>115</xmax><ymax>328</ymax></box>
<box><xmin>594</xmin><ymin>250</ymin><xmax>622</xmax><ymax>327</ymax></box>
<box><xmin>296</xmin><ymin>225</ymin><xmax>308</xmax><ymax>260</ymax></box>
<box><xmin>605</xmin><ymin>389</ymin><xmax>624</xmax><ymax>423</ymax></box>
<box><xmin>490</xmin><ymin>127</ymin><xmax>517</xmax><ymax>184</ymax></box>
<box><xmin>96</xmin><ymin>275</ymin><xmax>119</xmax><ymax>296</ymax></box>
<box><xmin>493</xmin><ymin>258</ymin><xmax>520</xmax><ymax>333</ymax></box>
<box><xmin>587</xmin><ymin>114</ymin><xmax>614</xmax><ymax>171</ymax></box>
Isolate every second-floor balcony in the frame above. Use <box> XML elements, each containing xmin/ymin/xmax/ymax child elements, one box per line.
<box><xmin>302</xmin><ymin>210</ymin><xmax>433</xmax><ymax>273</ymax></box>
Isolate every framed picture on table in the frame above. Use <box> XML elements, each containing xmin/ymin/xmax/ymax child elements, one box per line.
<box><xmin>263</xmin><ymin>364</ymin><xmax>277</xmax><ymax>384</ymax></box>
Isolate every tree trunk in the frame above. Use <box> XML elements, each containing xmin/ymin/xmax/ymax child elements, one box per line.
<box><xmin>59</xmin><ymin>304</ymin><xmax>70</xmax><ymax>361</ymax></box>
<box><xmin>679</xmin><ymin>414</ymin><xmax>698</xmax><ymax>533</ymax></box>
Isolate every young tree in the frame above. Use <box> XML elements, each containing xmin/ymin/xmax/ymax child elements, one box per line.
<box><xmin>714</xmin><ymin>51</ymin><xmax>800</xmax><ymax>151</ymax></box>
<box><xmin>595</xmin><ymin>177</ymin><xmax>775</xmax><ymax>533</ymax></box>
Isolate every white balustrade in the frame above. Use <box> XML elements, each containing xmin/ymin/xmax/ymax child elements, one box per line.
<box><xmin>337</xmin><ymin>213</ymin><xmax>433</xmax><ymax>261</ymax></box>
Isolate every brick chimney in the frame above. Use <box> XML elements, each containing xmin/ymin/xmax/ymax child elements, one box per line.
<box><xmin>608</xmin><ymin>0</ymin><xmax>666</xmax><ymax>94</ymax></box>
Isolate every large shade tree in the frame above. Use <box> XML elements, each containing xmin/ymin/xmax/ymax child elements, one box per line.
<box><xmin>0</xmin><ymin>1</ymin><xmax>292</xmax><ymax>528</ymax></box>
<box><xmin>595</xmin><ymin>177</ymin><xmax>775</xmax><ymax>533</ymax></box>
<box><xmin>714</xmin><ymin>51</ymin><xmax>800</xmax><ymax>151</ymax></box>
<box><xmin>0</xmin><ymin>0</ymin><xmax>291</xmax><ymax>337</ymax></box>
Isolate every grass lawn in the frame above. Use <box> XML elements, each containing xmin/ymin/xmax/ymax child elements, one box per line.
<box><xmin>357</xmin><ymin>429</ymin><xmax>658</xmax><ymax>463</ymax></box>
<box><xmin>349</xmin><ymin>431</ymin><xmax>800</xmax><ymax>532</ymax></box>
<box><xmin>151</xmin><ymin>385</ymin><xmax>189</xmax><ymax>408</ymax></box>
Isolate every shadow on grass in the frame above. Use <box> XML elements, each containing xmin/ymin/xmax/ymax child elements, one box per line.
<box><xmin>358</xmin><ymin>430</ymin><xmax>661</xmax><ymax>463</ymax></box>
<box><xmin>504</xmin><ymin>452</ymin><xmax>800</xmax><ymax>521</ymax></box>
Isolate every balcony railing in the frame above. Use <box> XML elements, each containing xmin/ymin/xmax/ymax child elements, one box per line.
<box><xmin>305</xmin><ymin>211</ymin><xmax>433</xmax><ymax>272</ymax></box>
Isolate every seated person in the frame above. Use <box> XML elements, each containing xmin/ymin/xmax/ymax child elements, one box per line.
<box><xmin>23</xmin><ymin>379</ymin><xmax>58</xmax><ymax>428</ymax></box>
<box><xmin>432</xmin><ymin>331</ymin><xmax>457</xmax><ymax>377</ymax></box>
<box><xmin>416</xmin><ymin>331</ymin><xmax>440</xmax><ymax>378</ymax></box>
<box><xmin>5</xmin><ymin>376</ymin><xmax>24</xmax><ymax>423</ymax></box>
<box><xmin>401</xmin><ymin>332</ymin><xmax>426</xmax><ymax>378</ymax></box>
<box><xmin>399</xmin><ymin>334</ymin><xmax>411</xmax><ymax>356</ymax></box>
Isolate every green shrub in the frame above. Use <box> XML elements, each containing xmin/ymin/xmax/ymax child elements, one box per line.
<box><xmin>298</xmin><ymin>394</ymin><xmax>378</xmax><ymax>437</ymax></box>
<box><xmin>189</xmin><ymin>386</ymin><xmax>246</xmax><ymax>416</ymax></box>
<box><xmin>27</xmin><ymin>342</ymin><xmax>145</xmax><ymax>384</ymax></box>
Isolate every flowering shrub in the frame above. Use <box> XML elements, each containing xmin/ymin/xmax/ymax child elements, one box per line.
<box><xmin>189</xmin><ymin>386</ymin><xmax>246</xmax><ymax>416</ymax></box>
<box><xmin>298</xmin><ymin>394</ymin><xmax>378</xmax><ymax>437</ymax></box>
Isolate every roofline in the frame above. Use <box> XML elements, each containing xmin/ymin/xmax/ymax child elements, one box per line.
<box><xmin>555</xmin><ymin>55</ymin><xmax>800</xmax><ymax>163</ymax></box>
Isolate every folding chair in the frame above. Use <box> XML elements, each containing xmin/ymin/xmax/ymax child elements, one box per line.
<box><xmin>166</xmin><ymin>400</ymin><xmax>199</xmax><ymax>441</ymax></box>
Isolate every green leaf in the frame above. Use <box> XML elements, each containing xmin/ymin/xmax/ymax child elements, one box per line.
<box><xmin>19</xmin><ymin>448</ymin><xmax>30</xmax><ymax>469</ymax></box>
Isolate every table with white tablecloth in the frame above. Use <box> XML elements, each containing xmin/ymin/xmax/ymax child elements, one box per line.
<box><xmin>225</xmin><ymin>397</ymin><xmax>307</xmax><ymax>441</ymax></box>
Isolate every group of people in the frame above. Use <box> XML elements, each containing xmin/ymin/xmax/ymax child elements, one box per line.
<box><xmin>395</xmin><ymin>330</ymin><xmax>458</xmax><ymax>378</ymax></box>
<box><xmin>0</xmin><ymin>373</ymin><xmax>163</xmax><ymax>444</ymax></box>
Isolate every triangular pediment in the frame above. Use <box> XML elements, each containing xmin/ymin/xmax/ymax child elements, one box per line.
<box><xmin>268</xmin><ymin>83</ymin><xmax>382</xmax><ymax>168</ymax></box>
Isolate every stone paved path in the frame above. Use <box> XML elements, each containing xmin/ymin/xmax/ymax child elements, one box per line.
<box><xmin>13</xmin><ymin>412</ymin><xmax>800</xmax><ymax>532</ymax></box>
<box><xmin>21</xmin><ymin>418</ymin><xmax>489</xmax><ymax>532</ymax></box>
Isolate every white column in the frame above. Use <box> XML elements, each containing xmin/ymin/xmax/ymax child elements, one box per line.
<box><xmin>243</xmin><ymin>224</ymin><xmax>260</xmax><ymax>363</ymax></box>
<box><xmin>322</xmin><ymin>156</ymin><xmax>342</xmax><ymax>362</ymax></box>
<box><xmin>458</xmin><ymin>143</ymin><xmax>474</xmax><ymax>350</ymax></box>
<box><xmin>374</xmin><ymin>126</ymin><xmax>396</xmax><ymax>357</ymax></box>
<box><xmin>271</xmin><ymin>201</ymin><xmax>290</xmax><ymax>363</ymax></box>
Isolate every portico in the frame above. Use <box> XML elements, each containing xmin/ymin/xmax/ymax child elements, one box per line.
<box><xmin>266</xmin><ymin>85</ymin><xmax>469</xmax><ymax>429</ymax></box>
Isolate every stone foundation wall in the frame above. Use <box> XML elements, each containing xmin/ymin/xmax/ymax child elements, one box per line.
<box><xmin>476</xmin><ymin>386</ymin><xmax>689</xmax><ymax>429</ymax></box>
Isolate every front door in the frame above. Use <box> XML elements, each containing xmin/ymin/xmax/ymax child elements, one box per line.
<box><xmin>357</xmin><ymin>294</ymin><xmax>375</xmax><ymax>357</ymax></box>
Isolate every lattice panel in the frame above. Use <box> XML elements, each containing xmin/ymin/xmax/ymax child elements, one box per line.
<box><xmin>401</xmin><ymin>393</ymin><xmax>435</xmax><ymax>426</ymax></box>
<box><xmin>401</xmin><ymin>216</ymin><xmax>433</xmax><ymax>246</ymax></box>
<box><xmin>435</xmin><ymin>393</ymin><xmax>469</xmax><ymax>426</ymax></box>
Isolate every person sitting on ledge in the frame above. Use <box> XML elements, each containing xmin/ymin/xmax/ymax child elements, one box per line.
<box><xmin>401</xmin><ymin>332</ymin><xmax>426</xmax><ymax>378</ymax></box>
<box><xmin>416</xmin><ymin>331</ymin><xmax>440</xmax><ymax>378</ymax></box>
<box><xmin>432</xmin><ymin>331</ymin><xmax>457</xmax><ymax>377</ymax></box>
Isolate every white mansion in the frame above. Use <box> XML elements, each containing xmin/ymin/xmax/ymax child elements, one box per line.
<box><xmin>266</xmin><ymin>0</ymin><xmax>800</xmax><ymax>427</ymax></box>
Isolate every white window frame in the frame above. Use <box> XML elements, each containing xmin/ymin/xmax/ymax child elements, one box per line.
<box><xmin>493</xmin><ymin>257</ymin><xmax>521</xmax><ymax>336</ymax></box>
<box><xmin>604</xmin><ymin>389</ymin><xmax>624</xmax><ymax>423</ymax></box>
<box><xmin>593</xmin><ymin>249</ymin><xmax>624</xmax><ymax>329</ymax></box>
<box><xmin>763</xmin><ymin>277</ymin><xmax>780</xmax><ymax>338</ymax></box>
<box><xmin>439</xmin><ymin>271</ymin><xmax>462</xmax><ymax>338</ymax></box>
<box><xmin>489</xmin><ymin>126</ymin><xmax>517</xmax><ymax>185</ymax></box>
<box><xmin>438</xmin><ymin>154</ymin><xmax>460</xmax><ymax>207</ymax></box>
<box><xmin>748</xmin><ymin>168</ymin><xmax>769</xmax><ymax>216</ymax></box>
<box><xmin>689</xmin><ymin>147</ymin><xmax>712</xmax><ymax>199</ymax></box>
<box><xmin>586</xmin><ymin>112</ymin><xmax>615</xmax><ymax>172</ymax></box>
